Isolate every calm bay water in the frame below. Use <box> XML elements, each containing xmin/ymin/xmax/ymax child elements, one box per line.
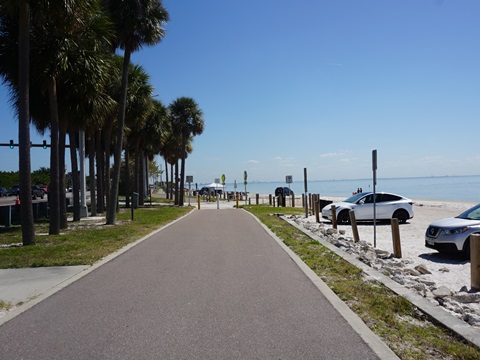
<box><xmin>220</xmin><ymin>176</ymin><xmax>480</xmax><ymax>202</ymax></box>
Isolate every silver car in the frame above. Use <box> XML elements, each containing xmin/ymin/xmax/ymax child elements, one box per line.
<box><xmin>425</xmin><ymin>203</ymin><xmax>480</xmax><ymax>259</ymax></box>
<box><xmin>321</xmin><ymin>192</ymin><xmax>414</xmax><ymax>225</ymax></box>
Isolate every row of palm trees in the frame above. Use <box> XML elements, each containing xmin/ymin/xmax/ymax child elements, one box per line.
<box><xmin>0</xmin><ymin>0</ymin><xmax>204</xmax><ymax>246</ymax></box>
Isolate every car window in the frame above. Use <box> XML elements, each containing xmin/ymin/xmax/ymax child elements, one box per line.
<box><xmin>344</xmin><ymin>192</ymin><xmax>369</xmax><ymax>203</ymax></box>
<box><xmin>379</xmin><ymin>194</ymin><xmax>400</xmax><ymax>202</ymax></box>
<box><xmin>458</xmin><ymin>204</ymin><xmax>480</xmax><ymax>220</ymax></box>
<box><xmin>359</xmin><ymin>194</ymin><xmax>374</xmax><ymax>204</ymax></box>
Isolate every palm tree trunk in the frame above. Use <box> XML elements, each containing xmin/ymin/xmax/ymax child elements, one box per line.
<box><xmin>107</xmin><ymin>49</ymin><xmax>131</xmax><ymax>224</ymax></box>
<box><xmin>170</xmin><ymin>162</ymin><xmax>174</xmax><ymax>200</ymax></box>
<box><xmin>179</xmin><ymin>137</ymin><xmax>186</xmax><ymax>206</ymax></box>
<box><xmin>59</xmin><ymin>121</ymin><xmax>68</xmax><ymax>229</ymax></box>
<box><xmin>174</xmin><ymin>160</ymin><xmax>179</xmax><ymax>205</ymax></box>
<box><xmin>103</xmin><ymin>122</ymin><xmax>113</xmax><ymax>208</ymax></box>
<box><xmin>95</xmin><ymin>130</ymin><xmax>104</xmax><ymax>213</ymax></box>
<box><xmin>88</xmin><ymin>135</ymin><xmax>97</xmax><ymax>216</ymax></box>
<box><xmin>125</xmin><ymin>146</ymin><xmax>131</xmax><ymax>208</ymax></box>
<box><xmin>48</xmin><ymin>79</ymin><xmax>60</xmax><ymax>235</ymax></box>
<box><xmin>18</xmin><ymin>0</ymin><xmax>35</xmax><ymax>245</ymax></box>
<box><xmin>139</xmin><ymin>152</ymin><xmax>145</xmax><ymax>206</ymax></box>
<box><xmin>69</xmin><ymin>131</ymin><xmax>80</xmax><ymax>222</ymax></box>
<box><xmin>164</xmin><ymin>158</ymin><xmax>169</xmax><ymax>199</ymax></box>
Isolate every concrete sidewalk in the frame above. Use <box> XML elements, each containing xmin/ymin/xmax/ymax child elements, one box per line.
<box><xmin>0</xmin><ymin>208</ymin><xmax>397</xmax><ymax>359</ymax></box>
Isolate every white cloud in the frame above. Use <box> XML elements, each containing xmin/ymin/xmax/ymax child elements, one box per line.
<box><xmin>247</xmin><ymin>160</ymin><xmax>260</xmax><ymax>164</ymax></box>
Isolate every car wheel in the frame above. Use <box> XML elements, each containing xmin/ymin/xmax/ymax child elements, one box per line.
<box><xmin>337</xmin><ymin>210</ymin><xmax>350</xmax><ymax>225</ymax></box>
<box><xmin>393</xmin><ymin>209</ymin><xmax>409</xmax><ymax>224</ymax></box>
<box><xmin>462</xmin><ymin>237</ymin><xmax>472</xmax><ymax>260</ymax></box>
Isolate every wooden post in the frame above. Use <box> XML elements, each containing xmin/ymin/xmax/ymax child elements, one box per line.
<box><xmin>349</xmin><ymin>210</ymin><xmax>360</xmax><ymax>242</ymax></box>
<box><xmin>391</xmin><ymin>218</ymin><xmax>402</xmax><ymax>258</ymax></box>
<box><xmin>292</xmin><ymin>194</ymin><xmax>295</xmax><ymax>208</ymax></box>
<box><xmin>315</xmin><ymin>199</ymin><xmax>320</xmax><ymax>223</ymax></box>
<box><xmin>332</xmin><ymin>205</ymin><xmax>337</xmax><ymax>229</ymax></box>
<box><xmin>302</xmin><ymin>193</ymin><xmax>305</xmax><ymax>208</ymax></box>
<box><xmin>235</xmin><ymin>193</ymin><xmax>239</xmax><ymax>209</ymax></box>
<box><xmin>471</xmin><ymin>234</ymin><xmax>480</xmax><ymax>290</ymax></box>
<box><xmin>269</xmin><ymin>194</ymin><xmax>272</xmax><ymax>205</ymax></box>
<box><xmin>256</xmin><ymin>193</ymin><xmax>259</xmax><ymax>205</ymax></box>
<box><xmin>197</xmin><ymin>194</ymin><xmax>200</xmax><ymax>210</ymax></box>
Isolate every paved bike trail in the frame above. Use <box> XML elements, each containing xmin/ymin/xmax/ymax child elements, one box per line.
<box><xmin>0</xmin><ymin>209</ymin><xmax>393</xmax><ymax>359</ymax></box>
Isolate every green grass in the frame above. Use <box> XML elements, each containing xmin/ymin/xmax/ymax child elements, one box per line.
<box><xmin>245</xmin><ymin>205</ymin><xmax>480</xmax><ymax>360</ymax></box>
<box><xmin>0</xmin><ymin>205</ymin><xmax>191</xmax><ymax>268</ymax></box>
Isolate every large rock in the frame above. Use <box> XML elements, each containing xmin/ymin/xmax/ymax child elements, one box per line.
<box><xmin>432</xmin><ymin>286</ymin><xmax>453</xmax><ymax>299</ymax></box>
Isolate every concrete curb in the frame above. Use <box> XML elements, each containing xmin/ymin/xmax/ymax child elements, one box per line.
<box><xmin>246</xmin><ymin>210</ymin><xmax>400</xmax><ymax>360</ymax></box>
<box><xmin>280</xmin><ymin>215</ymin><xmax>480</xmax><ymax>349</ymax></box>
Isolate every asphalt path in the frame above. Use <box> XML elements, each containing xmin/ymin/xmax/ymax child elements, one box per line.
<box><xmin>0</xmin><ymin>209</ymin><xmax>385</xmax><ymax>359</ymax></box>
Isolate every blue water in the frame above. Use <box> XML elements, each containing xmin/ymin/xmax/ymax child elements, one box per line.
<box><xmin>218</xmin><ymin>176</ymin><xmax>480</xmax><ymax>202</ymax></box>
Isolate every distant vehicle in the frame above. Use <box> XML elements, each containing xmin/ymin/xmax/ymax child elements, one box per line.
<box><xmin>321</xmin><ymin>192</ymin><xmax>414</xmax><ymax>225</ymax></box>
<box><xmin>40</xmin><ymin>185</ymin><xmax>48</xmax><ymax>193</ymax></box>
<box><xmin>0</xmin><ymin>187</ymin><xmax>8</xmax><ymax>197</ymax></box>
<box><xmin>8</xmin><ymin>185</ymin><xmax>20</xmax><ymax>196</ymax></box>
<box><xmin>274</xmin><ymin>187</ymin><xmax>294</xmax><ymax>197</ymax></box>
<box><xmin>199</xmin><ymin>187</ymin><xmax>222</xmax><ymax>195</ymax></box>
<box><xmin>425</xmin><ymin>203</ymin><xmax>480</xmax><ymax>259</ymax></box>
<box><xmin>31</xmin><ymin>186</ymin><xmax>45</xmax><ymax>199</ymax></box>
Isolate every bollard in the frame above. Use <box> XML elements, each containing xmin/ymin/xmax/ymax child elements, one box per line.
<box><xmin>315</xmin><ymin>199</ymin><xmax>320</xmax><ymax>223</ymax></box>
<box><xmin>236</xmin><ymin>193</ymin><xmax>239</xmax><ymax>209</ymax></box>
<box><xmin>269</xmin><ymin>194</ymin><xmax>272</xmax><ymax>205</ymax></box>
<box><xmin>349</xmin><ymin>210</ymin><xmax>360</xmax><ymax>242</ymax></box>
<box><xmin>292</xmin><ymin>194</ymin><xmax>295</xmax><ymax>208</ymax></box>
<box><xmin>471</xmin><ymin>234</ymin><xmax>480</xmax><ymax>290</ymax></box>
<box><xmin>391</xmin><ymin>218</ymin><xmax>402</xmax><ymax>258</ymax></box>
<box><xmin>332</xmin><ymin>205</ymin><xmax>337</xmax><ymax>229</ymax></box>
<box><xmin>256</xmin><ymin>193</ymin><xmax>259</xmax><ymax>205</ymax></box>
<box><xmin>198</xmin><ymin>194</ymin><xmax>200</xmax><ymax>209</ymax></box>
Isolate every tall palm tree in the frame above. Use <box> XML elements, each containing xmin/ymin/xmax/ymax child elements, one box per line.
<box><xmin>104</xmin><ymin>0</ymin><xmax>168</xmax><ymax>225</ymax></box>
<box><xmin>169</xmin><ymin>97</ymin><xmax>204</xmax><ymax>206</ymax></box>
<box><xmin>0</xmin><ymin>1</ymin><xmax>36</xmax><ymax>244</ymax></box>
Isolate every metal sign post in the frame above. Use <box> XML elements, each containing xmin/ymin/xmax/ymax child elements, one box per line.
<box><xmin>304</xmin><ymin>168</ymin><xmax>308</xmax><ymax>218</ymax></box>
<box><xmin>244</xmin><ymin>171</ymin><xmax>248</xmax><ymax>205</ymax></box>
<box><xmin>372</xmin><ymin>150</ymin><xmax>377</xmax><ymax>247</ymax></box>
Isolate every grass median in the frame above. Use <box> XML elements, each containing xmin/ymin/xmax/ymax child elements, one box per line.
<box><xmin>0</xmin><ymin>205</ymin><xmax>191</xmax><ymax>269</ymax></box>
<box><xmin>244</xmin><ymin>205</ymin><xmax>480</xmax><ymax>360</ymax></box>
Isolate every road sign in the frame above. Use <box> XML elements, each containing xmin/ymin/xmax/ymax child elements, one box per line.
<box><xmin>243</xmin><ymin>171</ymin><xmax>247</xmax><ymax>185</ymax></box>
<box><xmin>221</xmin><ymin>174</ymin><xmax>226</xmax><ymax>185</ymax></box>
<box><xmin>186</xmin><ymin>176</ymin><xmax>193</xmax><ymax>183</ymax></box>
<box><xmin>286</xmin><ymin>175</ymin><xmax>293</xmax><ymax>184</ymax></box>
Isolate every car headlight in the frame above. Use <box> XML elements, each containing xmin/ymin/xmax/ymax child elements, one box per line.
<box><xmin>444</xmin><ymin>227</ymin><xmax>470</xmax><ymax>235</ymax></box>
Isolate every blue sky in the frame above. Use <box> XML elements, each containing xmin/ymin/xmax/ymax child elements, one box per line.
<box><xmin>1</xmin><ymin>0</ymin><xmax>479</xmax><ymax>184</ymax></box>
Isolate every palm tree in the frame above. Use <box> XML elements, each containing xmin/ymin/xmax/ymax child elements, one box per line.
<box><xmin>169</xmin><ymin>97</ymin><xmax>204</xmax><ymax>206</ymax></box>
<box><xmin>104</xmin><ymin>0</ymin><xmax>169</xmax><ymax>225</ymax></box>
<box><xmin>0</xmin><ymin>1</ymin><xmax>36</xmax><ymax>244</ymax></box>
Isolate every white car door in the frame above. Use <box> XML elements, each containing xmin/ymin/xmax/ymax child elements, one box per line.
<box><xmin>354</xmin><ymin>194</ymin><xmax>375</xmax><ymax>220</ymax></box>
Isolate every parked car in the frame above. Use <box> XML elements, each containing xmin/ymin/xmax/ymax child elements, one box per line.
<box><xmin>32</xmin><ymin>186</ymin><xmax>45</xmax><ymax>199</ymax></box>
<box><xmin>8</xmin><ymin>185</ymin><xmax>20</xmax><ymax>196</ymax></box>
<box><xmin>0</xmin><ymin>187</ymin><xmax>8</xmax><ymax>197</ymax></box>
<box><xmin>321</xmin><ymin>192</ymin><xmax>414</xmax><ymax>225</ymax></box>
<box><xmin>40</xmin><ymin>185</ymin><xmax>48</xmax><ymax>193</ymax></box>
<box><xmin>425</xmin><ymin>203</ymin><xmax>480</xmax><ymax>259</ymax></box>
<box><xmin>274</xmin><ymin>187</ymin><xmax>294</xmax><ymax>197</ymax></box>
